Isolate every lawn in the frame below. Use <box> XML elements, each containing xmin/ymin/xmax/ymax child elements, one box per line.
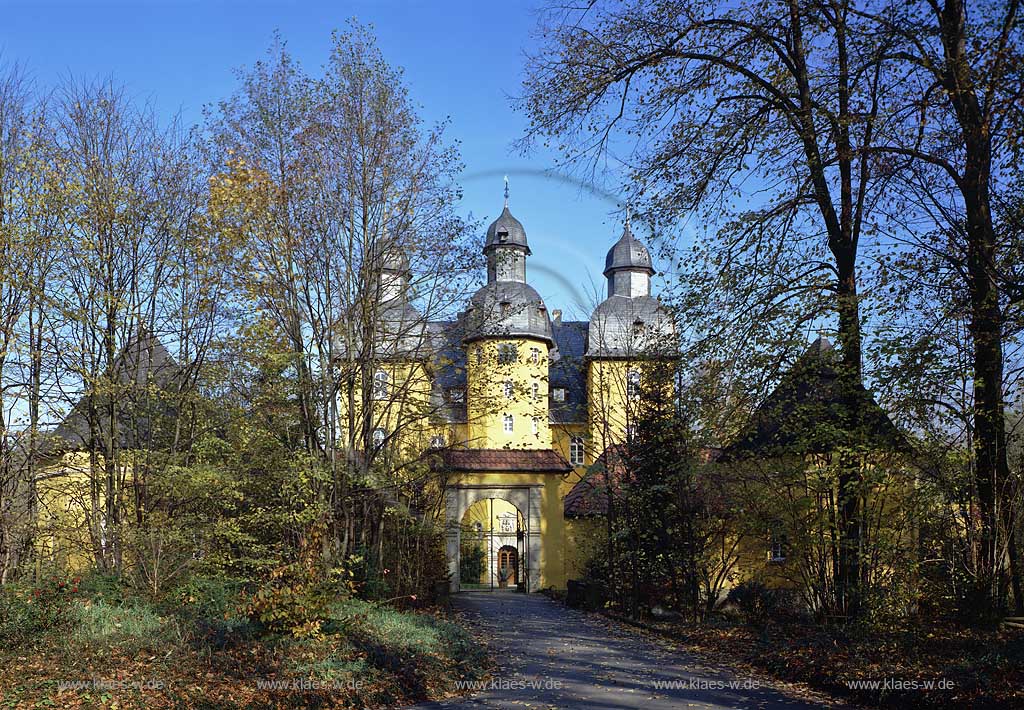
<box><xmin>0</xmin><ymin>576</ymin><xmax>490</xmax><ymax>709</ymax></box>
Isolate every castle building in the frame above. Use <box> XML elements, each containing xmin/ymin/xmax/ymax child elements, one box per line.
<box><xmin>364</xmin><ymin>189</ymin><xmax>674</xmax><ymax>592</ymax></box>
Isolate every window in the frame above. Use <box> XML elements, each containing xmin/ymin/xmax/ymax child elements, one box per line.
<box><xmin>373</xmin><ymin>370</ymin><xmax>388</xmax><ymax>399</ymax></box>
<box><xmin>626</xmin><ymin>369</ymin><xmax>640</xmax><ymax>398</ymax></box>
<box><xmin>372</xmin><ymin>428</ymin><xmax>386</xmax><ymax>448</ymax></box>
<box><xmin>532</xmin><ymin>417</ymin><xmax>539</xmax><ymax>435</ymax></box>
<box><xmin>498</xmin><ymin>229</ymin><xmax>509</xmax><ymax>243</ymax></box>
<box><xmin>449</xmin><ymin>387</ymin><xmax>465</xmax><ymax>404</ymax></box>
<box><xmin>498</xmin><ymin>343</ymin><xmax>517</xmax><ymax>364</ymax></box>
<box><xmin>552</xmin><ymin>387</ymin><xmax>566</xmax><ymax>402</ymax></box>
<box><xmin>632</xmin><ymin>320</ymin><xmax>645</xmax><ymax>337</ymax></box>
<box><xmin>530</xmin><ymin>347</ymin><xmax>540</xmax><ymax>364</ymax></box>
<box><xmin>475</xmin><ymin>347</ymin><xmax>483</xmax><ymax>365</ymax></box>
<box><xmin>430</xmin><ymin>434</ymin><xmax>445</xmax><ymax>448</ymax></box>
<box><xmin>626</xmin><ymin>425</ymin><xmax>636</xmax><ymax>442</ymax></box>
<box><xmin>768</xmin><ymin>528</ymin><xmax>787</xmax><ymax>563</ymax></box>
<box><xmin>532</xmin><ymin>381</ymin><xmax>540</xmax><ymax>400</ymax></box>
<box><xmin>500</xmin><ymin>301</ymin><xmax>512</xmax><ymax>318</ymax></box>
<box><xmin>570</xmin><ymin>436</ymin><xmax>585</xmax><ymax>465</ymax></box>
<box><xmin>503</xmin><ymin>380</ymin><xmax>514</xmax><ymax>399</ymax></box>
<box><xmin>503</xmin><ymin>414</ymin><xmax>514</xmax><ymax>433</ymax></box>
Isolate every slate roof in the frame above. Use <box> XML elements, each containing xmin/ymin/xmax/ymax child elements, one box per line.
<box><xmin>721</xmin><ymin>337</ymin><xmax>909</xmax><ymax>460</ymax></box>
<box><xmin>442</xmin><ymin>448</ymin><xmax>572</xmax><ymax>473</ymax></box>
<box><xmin>45</xmin><ymin>331</ymin><xmax>181</xmax><ymax>454</ymax></box>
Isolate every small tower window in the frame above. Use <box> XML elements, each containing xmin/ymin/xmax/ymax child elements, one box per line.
<box><xmin>372</xmin><ymin>428</ymin><xmax>386</xmax><ymax>448</ymax></box>
<box><xmin>532</xmin><ymin>417</ymin><xmax>539</xmax><ymax>435</ymax></box>
<box><xmin>532</xmin><ymin>381</ymin><xmax>540</xmax><ymax>400</ymax></box>
<box><xmin>498</xmin><ymin>343</ymin><xmax>517</xmax><ymax>364</ymax></box>
<box><xmin>500</xmin><ymin>301</ymin><xmax>512</xmax><ymax>318</ymax></box>
<box><xmin>570</xmin><ymin>436</ymin><xmax>585</xmax><ymax>465</ymax></box>
<box><xmin>530</xmin><ymin>347</ymin><xmax>540</xmax><ymax>364</ymax></box>
<box><xmin>498</xmin><ymin>229</ymin><xmax>509</xmax><ymax>243</ymax></box>
<box><xmin>626</xmin><ymin>369</ymin><xmax>640</xmax><ymax>398</ymax></box>
<box><xmin>475</xmin><ymin>347</ymin><xmax>483</xmax><ymax>365</ymax></box>
<box><xmin>503</xmin><ymin>380</ymin><xmax>514</xmax><ymax>399</ymax></box>
<box><xmin>373</xmin><ymin>370</ymin><xmax>389</xmax><ymax>399</ymax></box>
<box><xmin>552</xmin><ymin>387</ymin><xmax>566</xmax><ymax>402</ymax></box>
<box><xmin>503</xmin><ymin>414</ymin><xmax>514</xmax><ymax>433</ymax></box>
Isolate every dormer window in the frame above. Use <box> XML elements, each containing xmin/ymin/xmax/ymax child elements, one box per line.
<box><xmin>498</xmin><ymin>230</ymin><xmax>509</xmax><ymax>243</ymax></box>
<box><xmin>500</xmin><ymin>301</ymin><xmax>512</xmax><ymax>318</ymax></box>
<box><xmin>449</xmin><ymin>387</ymin><xmax>465</xmax><ymax>404</ymax></box>
<box><xmin>552</xmin><ymin>387</ymin><xmax>566</xmax><ymax>402</ymax></box>
<box><xmin>633</xmin><ymin>320</ymin><xmax>645</xmax><ymax>337</ymax></box>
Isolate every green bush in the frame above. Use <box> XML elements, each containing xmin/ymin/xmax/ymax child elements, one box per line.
<box><xmin>726</xmin><ymin>580</ymin><xmax>781</xmax><ymax>627</ymax></box>
<box><xmin>0</xmin><ymin>576</ymin><xmax>81</xmax><ymax>645</ymax></box>
<box><xmin>168</xmin><ymin>575</ymin><xmax>242</xmax><ymax>622</ymax></box>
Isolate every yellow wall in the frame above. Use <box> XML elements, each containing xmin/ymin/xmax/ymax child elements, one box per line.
<box><xmin>466</xmin><ymin>338</ymin><xmax>550</xmax><ymax>449</ymax></box>
<box><xmin>586</xmin><ymin>360</ymin><xmax>635</xmax><ymax>454</ymax></box>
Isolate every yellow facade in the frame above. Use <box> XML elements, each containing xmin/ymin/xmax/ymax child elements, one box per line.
<box><xmin>465</xmin><ymin>338</ymin><xmax>551</xmax><ymax>449</ymax></box>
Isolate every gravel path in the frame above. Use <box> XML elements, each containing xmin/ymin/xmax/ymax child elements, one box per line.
<box><xmin>411</xmin><ymin>591</ymin><xmax>851</xmax><ymax>710</ymax></box>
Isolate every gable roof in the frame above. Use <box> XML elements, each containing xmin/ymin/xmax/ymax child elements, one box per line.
<box><xmin>45</xmin><ymin>331</ymin><xmax>180</xmax><ymax>454</ymax></box>
<box><xmin>564</xmin><ymin>444</ymin><xmax>629</xmax><ymax>517</ymax></box>
<box><xmin>721</xmin><ymin>337</ymin><xmax>909</xmax><ymax>460</ymax></box>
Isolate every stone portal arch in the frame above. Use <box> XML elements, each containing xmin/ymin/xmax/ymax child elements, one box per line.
<box><xmin>445</xmin><ymin>484</ymin><xmax>543</xmax><ymax>592</ymax></box>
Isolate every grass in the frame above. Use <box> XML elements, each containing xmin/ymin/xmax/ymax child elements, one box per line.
<box><xmin>0</xmin><ymin>579</ymin><xmax>490</xmax><ymax>710</ymax></box>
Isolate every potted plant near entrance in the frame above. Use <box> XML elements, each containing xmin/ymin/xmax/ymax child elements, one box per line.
<box><xmin>497</xmin><ymin>566</ymin><xmax>512</xmax><ymax>588</ymax></box>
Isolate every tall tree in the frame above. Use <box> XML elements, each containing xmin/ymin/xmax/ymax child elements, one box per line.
<box><xmin>521</xmin><ymin>0</ymin><xmax>898</xmax><ymax>617</ymax></box>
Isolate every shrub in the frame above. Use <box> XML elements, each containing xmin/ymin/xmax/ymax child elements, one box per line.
<box><xmin>0</xmin><ymin>576</ymin><xmax>80</xmax><ymax>644</ymax></box>
<box><xmin>168</xmin><ymin>575</ymin><xmax>242</xmax><ymax>622</ymax></box>
<box><xmin>726</xmin><ymin>580</ymin><xmax>781</xmax><ymax>627</ymax></box>
<box><xmin>246</xmin><ymin>562</ymin><xmax>333</xmax><ymax>638</ymax></box>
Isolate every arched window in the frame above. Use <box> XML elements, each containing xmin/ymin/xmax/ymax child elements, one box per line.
<box><xmin>372</xmin><ymin>428</ymin><xmax>386</xmax><ymax>448</ymax></box>
<box><xmin>503</xmin><ymin>380</ymin><xmax>514</xmax><ymax>399</ymax></box>
<box><xmin>570</xmin><ymin>436</ymin><xmax>585</xmax><ymax>465</ymax></box>
<box><xmin>373</xmin><ymin>370</ymin><xmax>389</xmax><ymax>399</ymax></box>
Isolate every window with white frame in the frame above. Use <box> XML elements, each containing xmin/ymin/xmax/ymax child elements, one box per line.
<box><xmin>503</xmin><ymin>414</ymin><xmax>514</xmax><ymax>432</ymax></box>
<box><xmin>626</xmin><ymin>369</ymin><xmax>640</xmax><ymax>398</ymax></box>
<box><xmin>552</xmin><ymin>387</ymin><xmax>566</xmax><ymax>402</ymax></box>
<box><xmin>626</xmin><ymin>425</ymin><xmax>636</xmax><ymax>441</ymax></box>
<box><xmin>372</xmin><ymin>428</ymin><xmax>386</xmax><ymax>448</ymax></box>
<box><xmin>570</xmin><ymin>436</ymin><xmax>585</xmax><ymax>465</ymax></box>
<box><xmin>475</xmin><ymin>347</ymin><xmax>483</xmax><ymax>365</ymax></box>
<box><xmin>498</xmin><ymin>343</ymin><xmax>517</xmax><ymax>364</ymax></box>
<box><xmin>768</xmin><ymin>528</ymin><xmax>787</xmax><ymax>562</ymax></box>
<box><xmin>503</xmin><ymin>380</ymin><xmax>514</xmax><ymax>399</ymax></box>
<box><xmin>530</xmin><ymin>347</ymin><xmax>540</xmax><ymax>364</ymax></box>
<box><xmin>532</xmin><ymin>381</ymin><xmax>540</xmax><ymax>400</ymax></box>
<box><xmin>531</xmin><ymin>417</ymin><xmax>539</xmax><ymax>435</ymax></box>
<box><xmin>449</xmin><ymin>387</ymin><xmax>465</xmax><ymax>403</ymax></box>
<box><xmin>373</xmin><ymin>370</ymin><xmax>389</xmax><ymax>399</ymax></box>
<box><xmin>430</xmin><ymin>434</ymin><xmax>445</xmax><ymax>448</ymax></box>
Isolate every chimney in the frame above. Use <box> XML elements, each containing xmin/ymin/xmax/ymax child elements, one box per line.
<box><xmin>552</xmin><ymin>309</ymin><xmax>562</xmax><ymax>325</ymax></box>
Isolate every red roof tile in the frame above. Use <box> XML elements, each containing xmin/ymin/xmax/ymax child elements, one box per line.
<box><xmin>442</xmin><ymin>448</ymin><xmax>572</xmax><ymax>473</ymax></box>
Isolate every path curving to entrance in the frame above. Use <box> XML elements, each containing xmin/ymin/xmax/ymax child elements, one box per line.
<box><xmin>412</xmin><ymin>591</ymin><xmax>853</xmax><ymax>710</ymax></box>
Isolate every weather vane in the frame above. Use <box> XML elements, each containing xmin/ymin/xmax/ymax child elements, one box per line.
<box><xmin>504</xmin><ymin>175</ymin><xmax>510</xmax><ymax>207</ymax></box>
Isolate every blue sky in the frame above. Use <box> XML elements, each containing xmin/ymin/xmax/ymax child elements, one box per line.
<box><xmin>2</xmin><ymin>0</ymin><xmax>658</xmax><ymax>318</ymax></box>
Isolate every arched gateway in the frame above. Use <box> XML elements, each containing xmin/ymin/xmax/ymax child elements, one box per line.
<box><xmin>442</xmin><ymin>449</ymin><xmax>571</xmax><ymax>592</ymax></box>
